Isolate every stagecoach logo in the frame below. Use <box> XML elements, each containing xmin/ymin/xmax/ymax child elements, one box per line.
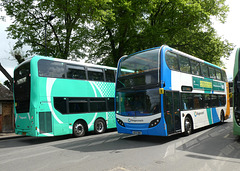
<box><xmin>194</xmin><ymin>111</ymin><xmax>204</xmax><ymax>117</ymax></box>
<box><xmin>128</xmin><ymin>118</ymin><xmax>144</xmax><ymax>123</ymax></box>
<box><xmin>19</xmin><ymin>116</ymin><xmax>27</xmax><ymax>119</ymax></box>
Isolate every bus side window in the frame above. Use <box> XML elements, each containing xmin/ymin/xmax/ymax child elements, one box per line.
<box><xmin>165</xmin><ymin>51</ymin><xmax>179</xmax><ymax>71</ymax></box>
<box><xmin>211</xmin><ymin>94</ymin><xmax>218</xmax><ymax>107</ymax></box>
<box><xmin>190</xmin><ymin>60</ymin><xmax>200</xmax><ymax>76</ymax></box>
<box><xmin>54</xmin><ymin>97</ymin><xmax>67</xmax><ymax>114</ymax></box>
<box><xmin>200</xmin><ymin>63</ymin><xmax>209</xmax><ymax>78</ymax></box>
<box><xmin>107</xmin><ymin>98</ymin><xmax>114</xmax><ymax>111</ymax></box>
<box><xmin>38</xmin><ymin>60</ymin><xmax>65</xmax><ymax>78</ymax></box>
<box><xmin>69</xmin><ymin>98</ymin><xmax>89</xmax><ymax>114</ymax></box>
<box><xmin>88</xmin><ymin>68</ymin><xmax>104</xmax><ymax>81</ymax></box>
<box><xmin>219</xmin><ymin>95</ymin><xmax>226</xmax><ymax>106</ymax></box>
<box><xmin>193</xmin><ymin>94</ymin><xmax>204</xmax><ymax>109</ymax></box>
<box><xmin>216</xmin><ymin>69</ymin><xmax>222</xmax><ymax>80</ymax></box>
<box><xmin>179</xmin><ymin>55</ymin><xmax>191</xmax><ymax>74</ymax></box>
<box><xmin>209</xmin><ymin>67</ymin><xmax>216</xmax><ymax>79</ymax></box>
<box><xmin>204</xmin><ymin>94</ymin><xmax>211</xmax><ymax>108</ymax></box>
<box><xmin>222</xmin><ymin>70</ymin><xmax>227</xmax><ymax>82</ymax></box>
<box><xmin>105</xmin><ymin>69</ymin><xmax>115</xmax><ymax>82</ymax></box>
<box><xmin>181</xmin><ymin>93</ymin><xmax>193</xmax><ymax>110</ymax></box>
<box><xmin>89</xmin><ymin>98</ymin><xmax>107</xmax><ymax>112</ymax></box>
<box><xmin>67</xmin><ymin>65</ymin><xmax>86</xmax><ymax>80</ymax></box>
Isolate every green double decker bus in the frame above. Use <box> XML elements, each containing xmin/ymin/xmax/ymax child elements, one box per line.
<box><xmin>233</xmin><ymin>48</ymin><xmax>240</xmax><ymax>135</ymax></box>
<box><xmin>14</xmin><ymin>55</ymin><xmax>116</xmax><ymax>137</ymax></box>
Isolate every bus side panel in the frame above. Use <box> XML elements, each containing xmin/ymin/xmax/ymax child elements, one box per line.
<box><xmin>37</xmin><ymin>78</ymin><xmax>68</xmax><ymax>136</ymax></box>
<box><xmin>106</xmin><ymin>112</ymin><xmax>116</xmax><ymax>129</ymax></box>
<box><xmin>181</xmin><ymin>107</ymin><xmax>222</xmax><ymax>131</ymax></box>
<box><xmin>233</xmin><ymin>48</ymin><xmax>240</xmax><ymax>135</ymax></box>
<box><xmin>233</xmin><ymin>117</ymin><xmax>240</xmax><ymax>135</ymax></box>
<box><xmin>51</xmin><ymin>79</ymin><xmax>116</xmax><ymax>134</ymax></box>
<box><xmin>225</xmin><ymin>82</ymin><xmax>231</xmax><ymax>120</ymax></box>
<box><xmin>211</xmin><ymin>108</ymin><xmax>220</xmax><ymax>123</ymax></box>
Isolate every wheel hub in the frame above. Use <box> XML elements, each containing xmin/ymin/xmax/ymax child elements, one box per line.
<box><xmin>97</xmin><ymin>122</ymin><xmax>104</xmax><ymax>132</ymax></box>
<box><xmin>75</xmin><ymin>124</ymin><xmax>83</xmax><ymax>134</ymax></box>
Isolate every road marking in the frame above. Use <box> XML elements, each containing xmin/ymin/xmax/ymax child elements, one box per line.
<box><xmin>88</xmin><ymin>140</ymin><xmax>105</xmax><ymax>146</ymax></box>
<box><xmin>0</xmin><ymin>148</ymin><xmax>65</xmax><ymax>165</ymax></box>
<box><xmin>224</xmin><ymin>134</ymin><xmax>229</xmax><ymax>139</ymax></box>
<box><xmin>163</xmin><ymin>144</ymin><xmax>175</xmax><ymax>158</ymax></box>
<box><xmin>105</xmin><ymin>138</ymin><xmax>120</xmax><ymax>143</ymax></box>
<box><xmin>108</xmin><ymin>167</ymin><xmax>130</xmax><ymax>171</ymax></box>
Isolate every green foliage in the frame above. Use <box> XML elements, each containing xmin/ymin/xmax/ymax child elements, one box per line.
<box><xmin>88</xmin><ymin>0</ymin><xmax>234</xmax><ymax>67</ymax></box>
<box><xmin>10</xmin><ymin>48</ymin><xmax>25</xmax><ymax>64</ymax></box>
<box><xmin>1</xmin><ymin>0</ymin><xmax>234</xmax><ymax>67</ymax></box>
<box><xmin>1</xmin><ymin>0</ymin><xmax>110</xmax><ymax>59</ymax></box>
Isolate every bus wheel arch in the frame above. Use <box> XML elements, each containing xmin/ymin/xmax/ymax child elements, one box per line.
<box><xmin>184</xmin><ymin>114</ymin><xmax>193</xmax><ymax>136</ymax></box>
<box><xmin>220</xmin><ymin>110</ymin><xmax>225</xmax><ymax>123</ymax></box>
<box><xmin>94</xmin><ymin>118</ymin><xmax>107</xmax><ymax>134</ymax></box>
<box><xmin>73</xmin><ymin>119</ymin><xmax>88</xmax><ymax>137</ymax></box>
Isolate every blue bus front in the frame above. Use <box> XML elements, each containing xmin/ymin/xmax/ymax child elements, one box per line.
<box><xmin>115</xmin><ymin>47</ymin><xmax>168</xmax><ymax>136</ymax></box>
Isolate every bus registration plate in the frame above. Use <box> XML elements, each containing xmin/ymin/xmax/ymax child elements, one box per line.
<box><xmin>132</xmin><ymin>131</ymin><xmax>142</xmax><ymax>135</ymax></box>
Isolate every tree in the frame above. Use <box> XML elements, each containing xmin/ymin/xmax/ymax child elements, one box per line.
<box><xmin>1</xmin><ymin>0</ymin><xmax>234</xmax><ymax>67</ymax></box>
<box><xmin>1</xmin><ymin>0</ymin><xmax>110</xmax><ymax>60</ymax></box>
<box><xmin>87</xmin><ymin>0</ymin><xmax>234</xmax><ymax>67</ymax></box>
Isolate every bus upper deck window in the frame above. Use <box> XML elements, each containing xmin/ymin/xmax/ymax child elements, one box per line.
<box><xmin>165</xmin><ymin>51</ymin><xmax>179</xmax><ymax>71</ymax></box>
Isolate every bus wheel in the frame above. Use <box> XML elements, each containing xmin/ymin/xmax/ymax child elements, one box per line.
<box><xmin>184</xmin><ymin>116</ymin><xmax>193</xmax><ymax>136</ymax></box>
<box><xmin>220</xmin><ymin>111</ymin><xmax>225</xmax><ymax>123</ymax></box>
<box><xmin>94</xmin><ymin>118</ymin><xmax>106</xmax><ymax>134</ymax></box>
<box><xmin>73</xmin><ymin>120</ymin><xmax>86</xmax><ymax>137</ymax></box>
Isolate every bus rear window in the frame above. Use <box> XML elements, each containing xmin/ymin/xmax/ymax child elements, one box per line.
<box><xmin>14</xmin><ymin>61</ymin><xmax>31</xmax><ymax>113</ymax></box>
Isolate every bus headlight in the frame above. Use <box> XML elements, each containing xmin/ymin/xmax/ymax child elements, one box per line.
<box><xmin>116</xmin><ymin>118</ymin><xmax>125</xmax><ymax>127</ymax></box>
<box><xmin>149</xmin><ymin>118</ymin><xmax>161</xmax><ymax>128</ymax></box>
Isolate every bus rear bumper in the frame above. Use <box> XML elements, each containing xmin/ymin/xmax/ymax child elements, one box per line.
<box><xmin>15</xmin><ymin>128</ymin><xmax>32</xmax><ymax>136</ymax></box>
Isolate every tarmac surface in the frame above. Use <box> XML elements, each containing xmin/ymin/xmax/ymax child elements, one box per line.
<box><xmin>0</xmin><ymin>132</ymin><xmax>21</xmax><ymax>140</ymax></box>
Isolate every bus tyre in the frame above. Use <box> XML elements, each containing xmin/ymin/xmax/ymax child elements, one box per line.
<box><xmin>184</xmin><ymin>116</ymin><xmax>193</xmax><ymax>136</ymax></box>
<box><xmin>73</xmin><ymin>120</ymin><xmax>86</xmax><ymax>137</ymax></box>
<box><xmin>94</xmin><ymin>118</ymin><xmax>106</xmax><ymax>134</ymax></box>
<box><xmin>220</xmin><ymin>111</ymin><xmax>225</xmax><ymax>123</ymax></box>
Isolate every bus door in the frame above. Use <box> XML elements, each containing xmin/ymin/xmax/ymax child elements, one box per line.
<box><xmin>164</xmin><ymin>91</ymin><xmax>181</xmax><ymax>134</ymax></box>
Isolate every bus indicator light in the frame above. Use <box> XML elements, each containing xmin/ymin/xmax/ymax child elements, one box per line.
<box><xmin>159</xmin><ymin>88</ymin><xmax>164</xmax><ymax>94</ymax></box>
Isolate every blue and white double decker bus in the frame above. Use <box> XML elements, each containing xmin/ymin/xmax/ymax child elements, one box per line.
<box><xmin>115</xmin><ymin>45</ymin><xmax>230</xmax><ymax>136</ymax></box>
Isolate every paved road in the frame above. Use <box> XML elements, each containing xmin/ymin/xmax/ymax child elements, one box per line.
<box><xmin>0</xmin><ymin>118</ymin><xmax>239</xmax><ymax>171</ymax></box>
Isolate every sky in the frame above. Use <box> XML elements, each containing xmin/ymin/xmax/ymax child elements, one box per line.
<box><xmin>0</xmin><ymin>0</ymin><xmax>239</xmax><ymax>84</ymax></box>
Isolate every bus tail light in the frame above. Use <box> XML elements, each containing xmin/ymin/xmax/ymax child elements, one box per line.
<box><xmin>116</xmin><ymin>118</ymin><xmax>125</xmax><ymax>127</ymax></box>
<box><xmin>149</xmin><ymin>118</ymin><xmax>161</xmax><ymax>128</ymax></box>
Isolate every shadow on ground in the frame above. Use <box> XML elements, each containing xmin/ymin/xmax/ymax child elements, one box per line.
<box><xmin>177</xmin><ymin>122</ymin><xmax>240</xmax><ymax>159</ymax></box>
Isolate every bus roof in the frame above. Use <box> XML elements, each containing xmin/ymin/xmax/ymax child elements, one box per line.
<box><xmin>15</xmin><ymin>55</ymin><xmax>117</xmax><ymax>71</ymax></box>
<box><xmin>125</xmin><ymin>45</ymin><xmax>223</xmax><ymax>70</ymax></box>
